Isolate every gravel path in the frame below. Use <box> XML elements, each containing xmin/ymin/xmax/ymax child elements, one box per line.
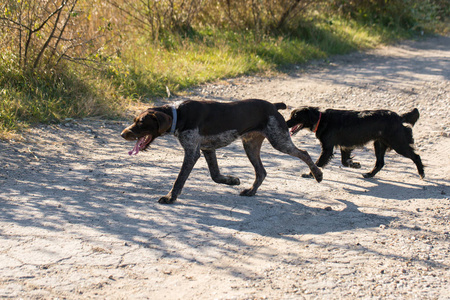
<box><xmin>1</xmin><ymin>35</ymin><xmax>449</xmax><ymax>299</ymax></box>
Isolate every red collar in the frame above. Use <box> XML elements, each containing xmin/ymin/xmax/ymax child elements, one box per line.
<box><xmin>313</xmin><ymin>112</ymin><xmax>322</xmax><ymax>133</ymax></box>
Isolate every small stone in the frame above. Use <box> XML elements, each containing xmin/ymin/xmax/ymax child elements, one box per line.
<box><xmin>324</xmin><ymin>206</ymin><xmax>333</xmax><ymax>211</ymax></box>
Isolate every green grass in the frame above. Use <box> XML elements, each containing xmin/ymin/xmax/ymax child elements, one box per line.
<box><xmin>0</xmin><ymin>57</ymin><xmax>124</xmax><ymax>137</ymax></box>
<box><xmin>104</xmin><ymin>17</ymin><xmax>394</xmax><ymax>101</ymax></box>
<box><xmin>0</xmin><ymin>13</ymin><xmax>440</xmax><ymax>138</ymax></box>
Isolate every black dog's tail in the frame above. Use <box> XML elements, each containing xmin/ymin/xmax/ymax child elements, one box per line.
<box><xmin>401</xmin><ymin>108</ymin><xmax>420</xmax><ymax>126</ymax></box>
<box><xmin>274</xmin><ymin>103</ymin><xmax>287</xmax><ymax>110</ymax></box>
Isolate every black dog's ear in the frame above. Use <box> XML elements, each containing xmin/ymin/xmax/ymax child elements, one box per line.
<box><xmin>307</xmin><ymin>107</ymin><xmax>320</xmax><ymax>125</ymax></box>
<box><xmin>289</xmin><ymin>109</ymin><xmax>298</xmax><ymax>119</ymax></box>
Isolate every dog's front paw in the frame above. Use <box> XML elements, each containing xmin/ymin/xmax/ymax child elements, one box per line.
<box><xmin>158</xmin><ymin>196</ymin><xmax>176</xmax><ymax>204</ymax></box>
<box><xmin>226</xmin><ymin>176</ymin><xmax>240</xmax><ymax>185</ymax></box>
<box><xmin>363</xmin><ymin>173</ymin><xmax>374</xmax><ymax>178</ymax></box>
<box><xmin>346</xmin><ymin>159</ymin><xmax>361</xmax><ymax>169</ymax></box>
<box><xmin>240</xmin><ymin>188</ymin><xmax>256</xmax><ymax>197</ymax></box>
<box><xmin>350</xmin><ymin>162</ymin><xmax>361</xmax><ymax>169</ymax></box>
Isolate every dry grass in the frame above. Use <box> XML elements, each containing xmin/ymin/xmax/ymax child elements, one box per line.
<box><xmin>0</xmin><ymin>0</ymin><xmax>447</xmax><ymax>138</ymax></box>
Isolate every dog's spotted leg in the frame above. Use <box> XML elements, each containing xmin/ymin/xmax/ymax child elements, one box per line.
<box><xmin>159</xmin><ymin>150</ymin><xmax>200</xmax><ymax>203</ymax></box>
<box><xmin>293</xmin><ymin>146</ymin><xmax>330</xmax><ymax>179</ymax></box>
<box><xmin>300</xmin><ymin>146</ymin><xmax>334</xmax><ymax>179</ymax></box>
<box><xmin>202</xmin><ymin>149</ymin><xmax>240</xmax><ymax>185</ymax></box>
<box><xmin>159</xmin><ymin>130</ymin><xmax>201</xmax><ymax>204</ymax></box>
<box><xmin>158</xmin><ymin>147</ymin><xmax>201</xmax><ymax>204</ymax></box>
<box><xmin>241</xmin><ymin>133</ymin><xmax>266</xmax><ymax>196</ymax></box>
<box><xmin>265</xmin><ymin>116</ymin><xmax>323</xmax><ymax>182</ymax></box>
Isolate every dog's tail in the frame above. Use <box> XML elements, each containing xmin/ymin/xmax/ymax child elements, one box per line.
<box><xmin>274</xmin><ymin>103</ymin><xmax>287</xmax><ymax>110</ymax></box>
<box><xmin>401</xmin><ymin>108</ymin><xmax>420</xmax><ymax>126</ymax></box>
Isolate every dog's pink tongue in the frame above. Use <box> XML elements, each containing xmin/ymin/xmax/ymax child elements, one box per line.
<box><xmin>128</xmin><ymin>135</ymin><xmax>152</xmax><ymax>155</ymax></box>
<box><xmin>128</xmin><ymin>143</ymin><xmax>139</xmax><ymax>155</ymax></box>
<box><xmin>128</xmin><ymin>137</ymin><xmax>144</xmax><ymax>156</ymax></box>
<box><xmin>290</xmin><ymin>125</ymin><xmax>300</xmax><ymax>136</ymax></box>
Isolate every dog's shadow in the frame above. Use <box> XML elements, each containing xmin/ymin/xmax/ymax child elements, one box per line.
<box><xmin>337</xmin><ymin>177</ymin><xmax>449</xmax><ymax>201</ymax></box>
<box><xmin>185</xmin><ymin>190</ymin><xmax>395</xmax><ymax>238</ymax></box>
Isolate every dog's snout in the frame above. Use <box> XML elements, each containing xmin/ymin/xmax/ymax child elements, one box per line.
<box><xmin>121</xmin><ymin>128</ymin><xmax>132</xmax><ymax>139</ymax></box>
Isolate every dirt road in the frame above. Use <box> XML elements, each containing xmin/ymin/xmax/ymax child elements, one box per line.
<box><xmin>1</xmin><ymin>35</ymin><xmax>449</xmax><ymax>299</ymax></box>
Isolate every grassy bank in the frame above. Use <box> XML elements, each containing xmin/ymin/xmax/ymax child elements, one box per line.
<box><xmin>0</xmin><ymin>1</ymin><xmax>448</xmax><ymax>138</ymax></box>
<box><xmin>101</xmin><ymin>16</ymin><xmax>407</xmax><ymax>100</ymax></box>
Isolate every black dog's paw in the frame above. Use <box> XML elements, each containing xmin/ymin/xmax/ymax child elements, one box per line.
<box><xmin>158</xmin><ymin>196</ymin><xmax>176</xmax><ymax>204</ymax></box>
<box><xmin>301</xmin><ymin>173</ymin><xmax>314</xmax><ymax>179</ymax></box>
<box><xmin>348</xmin><ymin>160</ymin><xmax>361</xmax><ymax>169</ymax></box>
<box><xmin>240</xmin><ymin>188</ymin><xmax>256</xmax><ymax>197</ymax></box>
<box><xmin>350</xmin><ymin>162</ymin><xmax>361</xmax><ymax>169</ymax></box>
<box><xmin>363</xmin><ymin>173</ymin><xmax>374</xmax><ymax>178</ymax></box>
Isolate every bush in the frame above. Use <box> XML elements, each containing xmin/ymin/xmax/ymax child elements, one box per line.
<box><xmin>0</xmin><ymin>0</ymin><xmax>446</xmax><ymax>137</ymax></box>
<box><xmin>330</xmin><ymin>0</ymin><xmax>445</xmax><ymax>31</ymax></box>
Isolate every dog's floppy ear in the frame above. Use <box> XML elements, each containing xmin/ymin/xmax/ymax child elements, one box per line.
<box><xmin>307</xmin><ymin>107</ymin><xmax>320</xmax><ymax>125</ymax></box>
<box><xmin>151</xmin><ymin>111</ymin><xmax>172</xmax><ymax>134</ymax></box>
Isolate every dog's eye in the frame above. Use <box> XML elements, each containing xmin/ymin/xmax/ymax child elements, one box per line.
<box><xmin>135</xmin><ymin>117</ymin><xmax>147</xmax><ymax>125</ymax></box>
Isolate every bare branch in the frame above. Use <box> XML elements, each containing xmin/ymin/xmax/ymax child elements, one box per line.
<box><xmin>33</xmin><ymin>1</ymin><xmax>65</xmax><ymax>69</ymax></box>
<box><xmin>31</xmin><ymin>1</ymin><xmax>66</xmax><ymax>34</ymax></box>
<box><xmin>0</xmin><ymin>17</ymin><xmax>31</xmax><ymax>30</ymax></box>
<box><xmin>49</xmin><ymin>0</ymin><xmax>78</xmax><ymax>64</ymax></box>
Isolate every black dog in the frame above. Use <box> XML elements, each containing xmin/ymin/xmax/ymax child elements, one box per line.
<box><xmin>121</xmin><ymin>99</ymin><xmax>322</xmax><ymax>203</ymax></box>
<box><xmin>286</xmin><ymin>106</ymin><xmax>424</xmax><ymax>179</ymax></box>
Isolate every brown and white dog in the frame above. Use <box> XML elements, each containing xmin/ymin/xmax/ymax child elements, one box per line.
<box><xmin>121</xmin><ymin>99</ymin><xmax>322</xmax><ymax>203</ymax></box>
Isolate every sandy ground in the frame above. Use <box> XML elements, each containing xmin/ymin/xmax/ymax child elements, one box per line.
<box><xmin>0</xmin><ymin>35</ymin><xmax>449</xmax><ymax>299</ymax></box>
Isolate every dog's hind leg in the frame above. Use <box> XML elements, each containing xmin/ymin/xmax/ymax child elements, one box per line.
<box><xmin>384</xmin><ymin>127</ymin><xmax>424</xmax><ymax>178</ymax></box>
<box><xmin>391</xmin><ymin>143</ymin><xmax>425</xmax><ymax>179</ymax></box>
<box><xmin>264</xmin><ymin>117</ymin><xmax>323</xmax><ymax>182</ymax></box>
<box><xmin>341</xmin><ymin>148</ymin><xmax>361</xmax><ymax>168</ymax></box>
<box><xmin>295</xmin><ymin>146</ymin><xmax>334</xmax><ymax>179</ymax></box>
<box><xmin>364</xmin><ymin>141</ymin><xmax>387</xmax><ymax>178</ymax></box>
<box><xmin>241</xmin><ymin>133</ymin><xmax>266</xmax><ymax>196</ymax></box>
<box><xmin>202</xmin><ymin>149</ymin><xmax>240</xmax><ymax>185</ymax></box>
